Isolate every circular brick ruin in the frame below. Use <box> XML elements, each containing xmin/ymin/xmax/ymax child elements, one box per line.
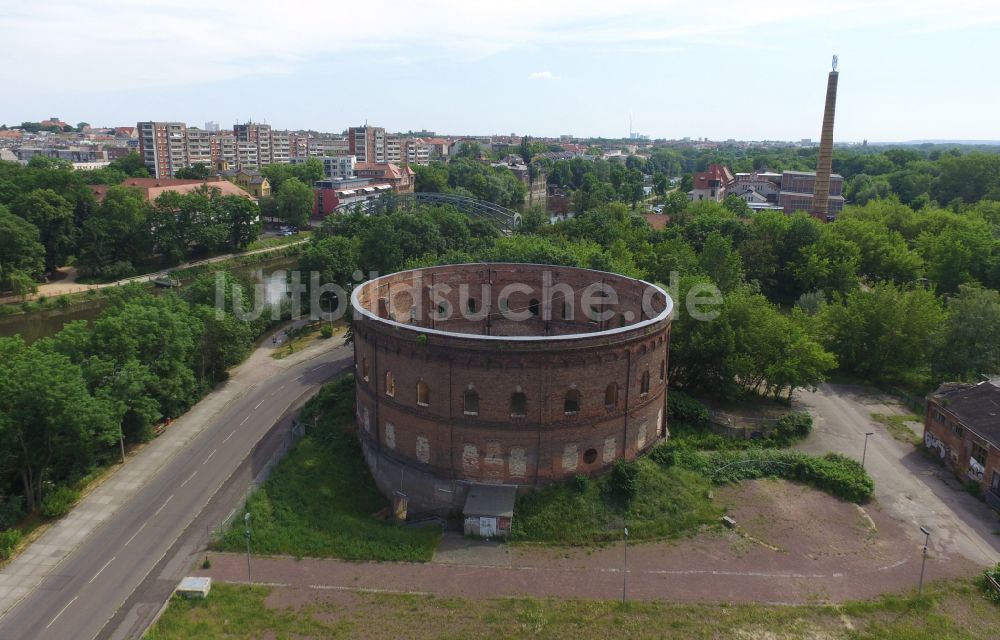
<box><xmin>350</xmin><ymin>263</ymin><xmax>673</xmax><ymax>513</ymax></box>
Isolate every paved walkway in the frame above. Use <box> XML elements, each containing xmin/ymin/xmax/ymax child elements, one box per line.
<box><xmin>0</xmin><ymin>326</ymin><xmax>343</xmax><ymax>619</ymax></box>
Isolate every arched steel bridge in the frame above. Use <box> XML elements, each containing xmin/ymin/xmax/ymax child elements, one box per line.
<box><xmin>334</xmin><ymin>191</ymin><xmax>521</xmax><ymax>234</ymax></box>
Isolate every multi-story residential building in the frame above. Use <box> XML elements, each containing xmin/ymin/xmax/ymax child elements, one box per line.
<box><xmin>405</xmin><ymin>139</ymin><xmax>432</xmax><ymax>165</ymax></box>
<box><xmin>349</xmin><ymin>125</ymin><xmax>386</xmax><ymax>163</ymax></box>
<box><xmin>211</xmin><ymin>133</ymin><xmax>236</xmax><ymax>171</ymax></box>
<box><xmin>234</xmin><ymin>122</ymin><xmax>276</xmax><ymax>169</ymax></box>
<box><xmin>688</xmin><ymin>164</ymin><xmax>734</xmax><ymax>202</ymax></box>
<box><xmin>924</xmin><ymin>381</ymin><xmax>1000</xmax><ymax>511</ymax></box>
<box><xmin>137</xmin><ymin>121</ymin><xmax>188</xmax><ymax>178</ymax></box>
<box><xmin>777</xmin><ymin>170</ymin><xmax>844</xmax><ymax>218</ymax></box>
<box><xmin>306</xmin><ymin>136</ymin><xmax>349</xmax><ymax>157</ymax></box>
<box><xmin>271</xmin><ymin>130</ymin><xmax>291</xmax><ymax>164</ymax></box>
<box><xmin>385</xmin><ymin>136</ymin><xmax>403</xmax><ymax>164</ymax></box>
<box><xmin>324</xmin><ymin>155</ymin><xmax>356</xmax><ymax>179</ymax></box>
<box><xmin>186</xmin><ymin>127</ymin><xmax>213</xmax><ymax>166</ymax></box>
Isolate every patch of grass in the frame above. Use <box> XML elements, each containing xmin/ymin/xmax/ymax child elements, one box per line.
<box><xmin>147</xmin><ymin>578</ymin><xmax>1000</xmax><ymax>640</ymax></box>
<box><xmin>872</xmin><ymin>412</ymin><xmax>923</xmax><ymax>445</ymax></box>
<box><xmin>512</xmin><ymin>459</ymin><xmax>722</xmax><ymax>545</ymax></box>
<box><xmin>212</xmin><ymin>377</ymin><xmax>439</xmax><ymax>561</ymax></box>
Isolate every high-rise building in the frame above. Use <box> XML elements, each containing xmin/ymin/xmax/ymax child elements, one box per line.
<box><xmin>811</xmin><ymin>55</ymin><xmax>839</xmax><ymax>221</ymax></box>
<box><xmin>205</xmin><ymin>121</ymin><xmax>220</xmax><ymax>133</ymax></box>
<box><xmin>186</xmin><ymin>127</ymin><xmax>212</xmax><ymax>166</ymax></box>
<box><xmin>348</xmin><ymin>125</ymin><xmax>386</xmax><ymax>163</ymax></box>
<box><xmin>137</xmin><ymin>121</ymin><xmax>188</xmax><ymax>178</ymax></box>
<box><xmin>234</xmin><ymin>122</ymin><xmax>278</xmax><ymax>169</ymax></box>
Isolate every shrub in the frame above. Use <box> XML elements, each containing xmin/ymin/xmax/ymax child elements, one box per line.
<box><xmin>666</xmin><ymin>448</ymin><xmax>873</xmax><ymax>503</ymax></box>
<box><xmin>0</xmin><ymin>529</ymin><xmax>22</xmax><ymax>560</ymax></box>
<box><xmin>667</xmin><ymin>389</ymin><xmax>709</xmax><ymax>425</ymax></box>
<box><xmin>41</xmin><ymin>486</ymin><xmax>81</xmax><ymax>518</ymax></box>
<box><xmin>320</xmin><ymin>324</ymin><xmax>334</xmax><ymax>339</ymax></box>
<box><xmin>773</xmin><ymin>412</ymin><xmax>813</xmax><ymax>443</ymax></box>
<box><xmin>609</xmin><ymin>459</ymin><xmax>639</xmax><ymax>502</ymax></box>
<box><xmin>0</xmin><ymin>495</ymin><xmax>25</xmax><ymax>531</ymax></box>
<box><xmin>570</xmin><ymin>474</ymin><xmax>588</xmax><ymax>493</ymax></box>
<box><xmin>980</xmin><ymin>563</ymin><xmax>1000</xmax><ymax>604</ymax></box>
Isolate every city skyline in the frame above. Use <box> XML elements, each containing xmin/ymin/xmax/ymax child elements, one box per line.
<box><xmin>2</xmin><ymin>0</ymin><xmax>999</xmax><ymax>142</ymax></box>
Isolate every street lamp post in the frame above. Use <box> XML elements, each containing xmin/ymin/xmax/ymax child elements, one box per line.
<box><xmin>862</xmin><ymin>432</ymin><xmax>874</xmax><ymax>469</ymax></box>
<box><xmin>622</xmin><ymin>526</ymin><xmax>629</xmax><ymax>604</ymax></box>
<box><xmin>918</xmin><ymin>526</ymin><xmax>930</xmax><ymax>597</ymax></box>
<box><xmin>244</xmin><ymin>512</ymin><xmax>253</xmax><ymax>584</ymax></box>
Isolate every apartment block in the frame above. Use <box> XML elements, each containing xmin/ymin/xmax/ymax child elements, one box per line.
<box><xmin>307</xmin><ymin>136</ymin><xmax>350</xmax><ymax>157</ymax></box>
<box><xmin>349</xmin><ymin>125</ymin><xmax>386</xmax><ymax>164</ymax></box>
<box><xmin>186</xmin><ymin>127</ymin><xmax>212</xmax><ymax>166</ymax></box>
<box><xmin>137</xmin><ymin>121</ymin><xmax>188</xmax><ymax>178</ymax></box>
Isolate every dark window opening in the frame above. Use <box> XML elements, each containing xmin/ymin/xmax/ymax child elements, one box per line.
<box><xmin>564</xmin><ymin>389</ymin><xmax>580</xmax><ymax>414</ymax></box>
<box><xmin>467</xmin><ymin>298</ymin><xmax>477</xmax><ymax>313</ymax></box>
<box><xmin>529</xmin><ymin>299</ymin><xmax>540</xmax><ymax>316</ymax></box>
<box><xmin>416</xmin><ymin>381</ymin><xmax>429</xmax><ymax>406</ymax></box>
<box><xmin>511</xmin><ymin>392</ymin><xmax>527</xmax><ymax>417</ymax></box>
<box><xmin>464</xmin><ymin>389</ymin><xmax>479</xmax><ymax>415</ymax></box>
<box><xmin>583</xmin><ymin>448</ymin><xmax>598</xmax><ymax>464</ymax></box>
<box><xmin>604</xmin><ymin>383</ymin><xmax>618</xmax><ymax>409</ymax></box>
<box><xmin>640</xmin><ymin>371</ymin><xmax>650</xmax><ymax>395</ymax></box>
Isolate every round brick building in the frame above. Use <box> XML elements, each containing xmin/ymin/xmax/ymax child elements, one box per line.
<box><xmin>351</xmin><ymin>263</ymin><xmax>673</xmax><ymax>513</ymax></box>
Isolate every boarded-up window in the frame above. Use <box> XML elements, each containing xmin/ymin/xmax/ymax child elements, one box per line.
<box><xmin>511</xmin><ymin>392</ymin><xmax>527</xmax><ymax>417</ymax></box>
<box><xmin>640</xmin><ymin>371</ymin><xmax>650</xmax><ymax>396</ymax></box>
<box><xmin>416</xmin><ymin>381</ymin><xmax>429</xmax><ymax>406</ymax></box>
<box><xmin>605</xmin><ymin>382</ymin><xmax>618</xmax><ymax>409</ymax></box>
<box><xmin>385</xmin><ymin>371</ymin><xmax>395</xmax><ymax>397</ymax></box>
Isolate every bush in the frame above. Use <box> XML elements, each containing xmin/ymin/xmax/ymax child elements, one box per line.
<box><xmin>609</xmin><ymin>459</ymin><xmax>639</xmax><ymax>502</ymax></box>
<box><xmin>0</xmin><ymin>495</ymin><xmax>25</xmax><ymax>531</ymax></box>
<box><xmin>773</xmin><ymin>412</ymin><xmax>813</xmax><ymax>443</ymax></box>
<box><xmin>980</xmin><ymin>563</ymin><xmax>1000</xmax><ymax>604</ymax></box>
<box><xmin>667</xmin><ymin>389</ymin><xmax>709</xmax><ymax>425</ymax></box>
<box><xmin>570</xmin><ymin>474</ymin><xmax>588</xmax><ymax>493</ymax></box>
<box><xmin>40</xmin><ymin>486</ymin><xmax>81</xmax><ymax>518</ymax></box>
<box><xmin>0</xmin><ymin>529</ymin><xmax>22</xmax><ymax>560</ymax></box>
<box><xmin>320</xmin><ymin>324</ymin><xmax>334</xmax><ymax>339</ymax></box>
<box><xmin>666</xmin><ymin>448</ymin><xmax>873</xmax><ymax>503</ymax></box>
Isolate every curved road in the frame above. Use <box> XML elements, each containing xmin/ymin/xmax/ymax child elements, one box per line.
<box><xmin>0</xmin><ymin>343</ymin><xmax>352</xmax><ymax>640</ymax></box>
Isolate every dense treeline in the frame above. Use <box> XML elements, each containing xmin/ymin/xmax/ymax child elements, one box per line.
<box><xmin>0</xmin><ymin>154</ymin><xmax>261</xmax><ymax>288</ymax></box>
<box><xmin>0</xmin><ymin>272</ymin><xmax>278</xmax><ymax>522</ymax></box>
<box><xmin>413</xmin><ymin>159</ymin><xmax>528</xmax><ymax>209</ymax></box>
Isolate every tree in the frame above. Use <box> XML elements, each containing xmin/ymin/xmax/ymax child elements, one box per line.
<box><xmin>820</xmin><ymin>283</ymin><xmax>945</xmax><ymax>379</ymax></box>
<box><xmin>10</xmin><ymin>189</ymin><xmax>77</xmax><ymax>271</ymax></box>
<box><xmin>174</xmin><ymin>163</ymin><xmax>210</xmax><ymax>180</ymax></box>
<box><xmin>274</xmin><ymin>177</ymin><xmax>313</xmax><ymax>229</ymax></box>
<box><xmin>0</xmin><ymin>337</ymin><xmax>119</xmax><ymax>512</ymax></box>
<box><xmin>518</xmin><ymin>205</ymin><xmax>548</xmax><ymax>234</ymax></box>
<box><xmin>932</xmin><ymin>285</ymin><xmax>1000</xmax><ymax>381</ymax></box>
<box><xmin>0</xmin><ymin>205</ymin><xmax>45</xmax><ymax>289</ymax></box>
<box><xmin>79</xmin><ymin>185</ymin><xmax>151</xmax><ymax>272</ymax></box>
<box><xmin>107</xmin><ymin>152</ymin><xmax>150</xmax><ymax>177</ymax></box>
<box><xmin>413</xmin><ymin>164</ymin><xmax>449</xmax><ymax>193</ymax></box>
<box><xmin>698</xmin><ymin>232</ymin><xmax>743</xmax><ymax>293</ymax></box>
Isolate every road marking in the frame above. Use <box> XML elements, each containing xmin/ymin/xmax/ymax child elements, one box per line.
<box><xmin>124</xmin><ymin>522</ymin><xmax>147</xmax><ymax>547</ymax></box>
<box><xmin>203</xmin><ymin>449</ymin><xmax>217</xmax><ymax>465</ymax></box>
<box><xmin>254</xmin><ymin>399</ymin><xmax>265</xmax><ymax>409</ymax></box>
<box><xmin>180</xmin><ymin>470</ymin><xmax>198</xmax><ymax>487</ymax></box>
<box><xmin>310</xmin><ymin>364</ymin><xmax>325</xmax><ymax>372</ymax></box>
<box><xmin>45</xmin><ymin>595</ymin><xmax>78</xmax><ymax>629</ymax></box>
<box><xmin>89</xmin><ymin>556</ymin><xmax>116</xmax><ymax>584</ymax></box>
<box><xmin>240</xmin><ymin>415</ymin><xmax>250</xmax><ymax>426</ymax></box>
<box><xmin>223</xmin><ymin>430</ymin><xmax>235</xmax><ymax>443</ymax></box>
<box><xmin>154</xmin><ymin>494</ymin><xmax>174</xmax><ymax>516</ymax></box>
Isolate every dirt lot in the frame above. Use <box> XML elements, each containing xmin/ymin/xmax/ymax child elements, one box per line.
<box><xmin>197</xmin><ymin>479</ymin><xmax>977</xmax><ymax>605</ymax></box>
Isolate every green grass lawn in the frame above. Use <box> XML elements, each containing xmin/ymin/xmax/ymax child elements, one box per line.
<box><xmin>246</xmin><ymin>231</ymin><xmax>311</xmax><ymax>252</ymax></box>
<box><xmin>147</xmin><ymin>579</ymin><xmax>1000</xmax><ymax>640</ymax></box>
<box><xmin>212</xmin><ymin>377</ymin><xmax>440</xmax><ymax>561</ymax></box>
<box><xmin>871</xmin><ymin>412</ymin><xmax>924</xmax><ymax>445</ymax></box>
<box><xmin>512</xmin><ymin>459</ymin><xmax>722</xmax><ymax>545</ymax></box>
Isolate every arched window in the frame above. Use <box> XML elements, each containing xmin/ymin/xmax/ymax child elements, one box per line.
<box><xmin>640</xmin><ymin>371</ymin><xmax>650</xmax><ymax>396</ymax></box>
<box><xmin>529</xmin><ymin>299</ymin><xmax>540</xmax><ymax>317</ymax></box>
<box><xmin>605</xmin><ymin>382</ymin><xmax>618</xmax><ymax>409</ymax></box>
<box><xmin>463</xmin><ymin>389</ymin><xmax>479</xmax><ymax>415</ymax></box>
<box><xmin>385</xmin><ymin>370</ymin><xmax>395</xmax><ymax>397</ymax></box>
<box><xmin>510</xmin><ymin>392</ymin><xmax>527</xmax><ymax>417</ymax></box>
<box><xmin>467</xmin><ymin>297</ymin><xmax>477</xmax><ymax>314</ymax></box>
<box><xmin>416</xmin><ymin>380</ymin><xmax>429</xmax><ymax>406</ymax></box>
<box><xmin>564</xmin><ymin>388</ymin><xmax>580</xmax><ymax>415</ymax></box>
<box><xmin>659</xmin><ymin>359</ymin><xmax>666</xmax><ymax>382</ymax></box>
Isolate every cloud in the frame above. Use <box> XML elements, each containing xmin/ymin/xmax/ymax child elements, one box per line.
<box><xmin>528</xmin><ymin>71</ymin><xmax>556</xmax><ymax>81</ymax></box>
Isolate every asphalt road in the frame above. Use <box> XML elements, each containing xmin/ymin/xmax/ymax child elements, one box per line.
<box><xmin>0</xmin><ymin>344</ymin><xmax>353</xmax><ymax>640</ymax></box>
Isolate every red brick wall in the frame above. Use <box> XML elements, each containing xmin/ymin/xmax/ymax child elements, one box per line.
<box><xmin>352</xmin><ymin>264</ymin><xmax>671</xmax><ymax>492</ymax></box>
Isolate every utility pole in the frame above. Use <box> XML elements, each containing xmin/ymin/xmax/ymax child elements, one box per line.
<box><xmin>918</xmin><ymin>526</ymin><xmax>930</xmax><ymax>597</ymax></box>
<box><xmin>622</xmin><ymin>526</ymin><xmax>629</xmax><ymax>604</ymax></box>
<box><xmin>244</xmin><ymin>512</ymin><xmax>253</xmax><ymax>584</ymax></box>
<box><xmin>862</xmin><ymin>432</ymin><xmax>874</xmax><ymax>469</ymax></box>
